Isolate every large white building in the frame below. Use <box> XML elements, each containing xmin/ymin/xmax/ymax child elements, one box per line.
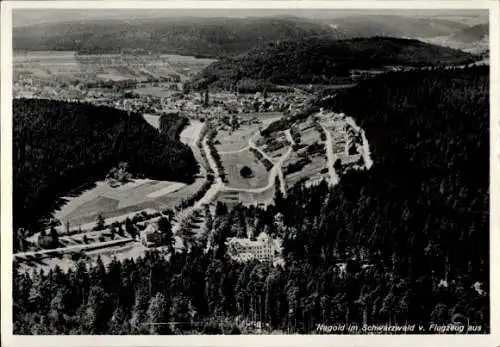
<box><xmin>226</xmin><ymin>232</ymin><xmax>274</xmax><ymax>263</ymax></box>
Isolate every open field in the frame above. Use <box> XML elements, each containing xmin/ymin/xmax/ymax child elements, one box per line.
<box><xmin>134</xmin><ymin>86</ymin><xmax>174</xmax><ymax>98</ymax></box>
<box><xmin>142</xmin><ymin>113</ymin><xmax>161</xmax><ymax>129</ymax></box>
<box><xmin>215</xmin><ymin>126</ymin><xmax>254</xmax><ymax>153</ymax></box>
<box><xmin>299</xmin><ymin>127</ymin><xmax>321</xmax><ymax>147</ymax></box>
<box><xmin>14</xmin><ymin>51</ymin><xmax>216</xmax><ymax>87</ymax></box>
<box><xmin>220</xmin><ymin>149</ymin><xmax>270</xmax><ymax>189</ymax></box>
<box><xmin>180</xmin><ymin>120</ymin><xmax>204</xmax><ymax>146</ymax></box>
<box><xmin>54</xmin><ymin>178</ymin><xmax>206</xmax><ymax>228</ymax></box>
<box><xmin>159</xmin><ymin>54</ymin><xmax>216</xmax><ymax>78</ymax></box>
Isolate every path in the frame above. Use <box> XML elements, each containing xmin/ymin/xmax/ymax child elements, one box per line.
<box><xmin>219</xmin><ymin>146</ymin><xmax>250</xmax><ymax>154</ymax></box>
<box><xmin>222</xmin><ymin>130</ymin><xmax>292</xmax><ymax>195</ymax></box>
<box><xmin>171</xmin><ymin>134</ymin><xmax>222</xmax><ymax>234</ymax></box>
<box><xmin>14</xmin><ymin>237</ymin><xmax>133</xmax><ymax>258</ymax></box>
<box><xmin>321</xmin><ymin>124</ymin><xmax>340</xmax><ymax>186</ymax></box>
<box><xmin>345</xmin><ymin>116</ymin><xmax>373</xmax><ymax>169</ymax></box>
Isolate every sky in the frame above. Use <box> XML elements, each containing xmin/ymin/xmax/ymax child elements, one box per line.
<box><xmin>13</xmin><ymin>9</ymin><xmax>488</xmax><ymax>27</ymax></box>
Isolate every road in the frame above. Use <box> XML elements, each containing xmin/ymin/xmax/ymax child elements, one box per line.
<box><xmin>171</xmin><ymin>134</ymin><xmax>223</xmax><ymax>234</ymax></box>
<box><xmin>345</xmin><ymin>116</ymin><xmax>373</xmax><ymax>170</ymax></box>
<box><xmin>223</xmin><ymin>130</ymin><xmax>292</xmax><ymax>195</ymax></box>
<box><xmin>321</xmin><ymin>124</ymin><xmax>340</xmax><ymax>186</ymax></box>
<box><xmin>14</xmin><ymin>237</ymin><xmax>134</xmax><ymax>258</ymax></box>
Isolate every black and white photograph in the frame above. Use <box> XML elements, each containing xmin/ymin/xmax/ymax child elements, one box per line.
<box><xmin>1</xmin><ymin>0</ymin><xmax>498</xmax><ymax>344</ymax></box>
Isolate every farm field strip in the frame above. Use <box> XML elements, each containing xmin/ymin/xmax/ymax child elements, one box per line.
<box><xmin>146</xmin><ymin>182</ymin><xmax>186</xmax><ymax>198</ymax></box>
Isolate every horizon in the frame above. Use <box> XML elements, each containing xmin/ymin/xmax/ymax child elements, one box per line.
<box><xmin>13</xmin><ymin>9</ymin><xmax>489</xmax><ymax>27</ymax></box>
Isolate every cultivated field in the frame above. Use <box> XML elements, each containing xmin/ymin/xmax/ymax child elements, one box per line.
<box><xmin>220</xmin><ymin>149</ymin><xmax>270</xmax><ymax>189</ymax></box>
<box><xmin>13</xmin><ymin>51</ymin><xmax>216</xmax><ymax>87</ymax></box>
<box><xmin>54</xmin><ymin>178</ymin><xmax>205</xmax><ymax>228</ymax></box>
<box><xmin>134</xmin><ymin>86</ymin><xmax>175</xmax><ymax>98</ymax></box>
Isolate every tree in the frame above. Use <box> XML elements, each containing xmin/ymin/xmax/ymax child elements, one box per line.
<box><xmin>95</xmin><ymin>214</ymin><xmax>105</xmax><ymax>231</ymax></box>
<box><xmin>158</xmin><ymin>217</ymin><xmax>174</xmax><ymax>249</ymax></box>
<box><xmin>125</xmin><ymin>218</ymin><xmax>136</xmax><ymax>240</ymax></box>
<box><xmin>170</xmin><ymin>294</ymin><xmax>196</xmax><ymax>333</ymax></box>
<box><xmin>117</xmin><ymin>224</ymin><xmax>125</xmax><ymax>237</ymax></box>
<box><xmin>334</xmin><ymin>158</ymin><xmax>342</xmax><ymax>173</ymax></box>
<box><xmin>240</xmin><ymin>166</ymin><xmax>253</xmax><ymax>179</ymax></box>
<box><xmin>50</xmin><ymin>226</ymin><xmax>59</xmax><ymax>248</ymax></box>
<box><xmin>146</xmin><ymin>293</ymin><xmax>170</xmax><ymax>334</ymax></box>
<box><xmin>204</xmin><ymin>88</ymin><xmax>209</xmax><ymax>107</ymax></box>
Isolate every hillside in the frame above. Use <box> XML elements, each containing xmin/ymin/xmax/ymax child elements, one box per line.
<box><xmin>193</xmin><ymin>36</ymin><xmax>475</xmax><ymax>89</ymax></box>
<box><xmin>418</xmin><ymin>23</ymin><xmax>489</xmax><ymax>56</ymax></box>
<box><xmin>13</xmin><ymin>99</ymin><xmax>198</xmax><ymax>238</ymax></box>
<box><xmin>13</xmin><ymin>15</ymin><xmax>474</xmax><ymax>58</ymax></box>
<box><xmin>320</xmin><ymin>14</ymin><xmax>468</xmax><ymax>38</ymax></box>
<box><xmin>452</xmin><ymin>23</ymin><xmax>489</xmax><ymax>43</ymax></box>
<box><xmin>13</xmin><ymin>17</ymin><xmax>337</xmax><ymax>58</ymax></box>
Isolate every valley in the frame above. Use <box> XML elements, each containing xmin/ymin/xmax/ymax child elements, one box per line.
<box><xmin>10</xmin><ymin>9</ymin><xmax>491</xmax><ymax>336</ymax></box>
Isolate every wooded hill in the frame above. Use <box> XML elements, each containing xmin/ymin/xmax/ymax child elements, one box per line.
<box><xmin>13</xmin><ymin>67</ymin><xmax>490</xmax><ymax>334</ymax></box>
<box><xmin>13</xmin><ymin>17</ymin><xmax>337</xmax><ymax>58</ymax></box>
<box><xmin>193</xmin><ymin>36</ymin><xmax>475</xmax><ymax>89</ymax></box>
<box><xmin>13</xmin><ymin>15</ymin><xmax>475</xmax><ymax>58</ymax></box>
<box><xmin>451</xmin><ymin>23</ymin><xmax>489</xmax><ymax>44</ymax></box>
<box><xmin>13</xmin><ymin>99</ymin><xmax>198</xmax><ymax>241</ymax></box>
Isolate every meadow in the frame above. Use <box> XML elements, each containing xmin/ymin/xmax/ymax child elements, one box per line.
<box><xmin>54</xmin><ymin>178</ymin><xmax>205</xmax><ymax>228</ymax></box>
<box><xmin>220</xmin><ymin>150</ymin><xmax>270</xmax><ymax>189</ymax></box>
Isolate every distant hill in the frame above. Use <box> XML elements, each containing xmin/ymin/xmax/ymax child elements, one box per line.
<box><xmin>319</xmin><ymin>15</ymin><xmax>469</xmax><ymax>38</ymax></box>
<box><xmin>13</xmin><ymin>15</ymin><xmax>472</xmax><ymax>58</ymax></box>
<box><xmin>13</xmin><ymin>17</ymin><xmax>338</xmax><ymax>58</ymax></box>
<box><xmin>419</xmin><ymin>23</ymin><xmax>489</xmax><ymax>56</ymax></box>
<box><xmin>13</xmin><ymin>99</ymin><xmax>197</xmax><ymax>238</ymax></box>
<box><xmin>193</xmin><ymin>36</ymin><xmax>475</xmax><ymax>89</ymax></box>
<box><xmin>452</xmin><ymin>23</ymin><xmax>489</xmax><ymax>43</ymax></box>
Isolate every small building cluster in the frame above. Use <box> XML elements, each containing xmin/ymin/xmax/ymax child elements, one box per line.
<box><xmin>140</xmin><ymin>222</ymin><xmax>162</xmax><ymax>248</ymax></box>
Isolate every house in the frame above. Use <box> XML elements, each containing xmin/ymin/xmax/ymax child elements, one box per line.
<box><xmin>226</xmin><ymin>232</ymin><xmax>274</xmax><ymax>262</ymax></box>
<box><xmin>140</xmin><ymin>223</ymin><xmax>162</xmax><ymax>247</ymax></box>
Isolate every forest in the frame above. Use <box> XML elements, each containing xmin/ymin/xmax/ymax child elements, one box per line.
<box><xmin>13</xmin><ymin>66</ymin><xmax>489</xmax><ymax>334</ymax></box>
<box><xmin>194</xmin><ymin>36</ymin><xmax>475</xmax><ymax>89</ymax></box>
<box><xmin>159</xmin><ymin>113</ymin><xmax>189</xmax><ymax>141</ymax></box>
<box><xmin>13</xmin><ymin>99</ymin><xmax>198</xmax><ymax>244</ymax></box>
<box><xmin>13</xmin><ymin>17</ymin><xmax>336</xmax><ymax>58</ymax></box>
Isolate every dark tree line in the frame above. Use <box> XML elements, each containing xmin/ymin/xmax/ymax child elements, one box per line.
<box><xmin>13</xmin><ymin>67</ymin><xmax>489</xmax><ymax>334</ymax></box>
<box><xmin>196</xmin><ymin>36</ymin><xmax>475</xmax><ymax>89</ymax></box>
<box><xmin>13</xmin><ymin>99</ymin><xmax>198</xmax><ymax>245</ymax></box>
<box><xmin>159</xmin><ymin>114</ymin><xmax>189</xmax><ymax>141</ymax></box>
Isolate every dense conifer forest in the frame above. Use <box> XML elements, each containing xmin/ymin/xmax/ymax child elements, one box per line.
<box><xmin>13</xmin><ymin>99</ymin><xmax>198</xmax><ymax>237</ymax></box>
<box><xmin>194</xmin><ymin>37</ymin><xmax>475</xmax><ymax>89</ymax></box>
<box><xmin>13</xmin><ymin>66</ymin><xmax>489</xmax><ymax>334</ymax></box>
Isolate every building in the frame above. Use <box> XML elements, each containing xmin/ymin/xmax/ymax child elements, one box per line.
<box><xmin>226</xmin><ymin>232</ymin><xmax>274</xmax><ymax>263</ymax></box>
<box><xmin>140</xmin><ymin>222</ymin><xmax>162</xmax><ymax>248</ymax></box>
